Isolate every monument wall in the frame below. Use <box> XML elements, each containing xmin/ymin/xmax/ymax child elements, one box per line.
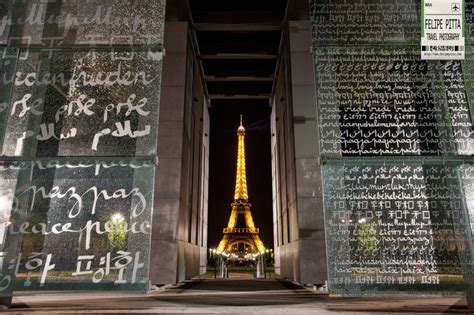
<box><xmin>310</xmin><ymin>0</ymin><xmax>474</xmax><ymax>296</ymax></box>
<box><xmin>271</xmin><ymin>20</ymin><xmax>327</xmax><ymax>285</ymax></box>
<box><xmin>0</xmin><ymin>0</ymin><xmax>165</xmax><ymax>300</ymax></box>
<box><xmin>150</xmin><ymin>21</ymin><xmax>209</xmax><ymax>284</ymax></box>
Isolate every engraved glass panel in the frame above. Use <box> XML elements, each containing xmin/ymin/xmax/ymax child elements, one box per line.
<box><xmin>462</xmin><ymin>46</ymin><xmax>474</xmax><ymax>125</ymax></box>
<box><xmin>310</xmin><ymin>0</ymin><xmax>474</xmax><ymax>298</ymax></box>
<box><xmin>310</xmin><ymin>0</ymin><xmax>421</xmax><ymax>45</ymax></box>
<box><xmin>457</xmin><ymin>164</ymin><xmax>474</xmax><ymax>299</ymax></box>
<box><xmin>322</xmin><ymin>158</ymin><xmax>469</xmax><ymax>295</ymax></box>
<box><xmin>1</xmin><ymin>0</ymin><xmax>165</xmax><ymax>47</ymax></box>
<box><xmin>0</xmin><ymin>162</ymin><xmax>19</xmax><ymax>298</ymax></box>
<box><xmin>0</xmin><ymin>47</ymin><xmax>18</xmax><ymax>149</ymax></box>
<box><xmin>467</xmin><ymin>0</ymin><xmax>474</xmax><ymax>43</ymax></box>
<box><xmin>314</xmin><ymin>46</ymin><xmax>474</xmax><ymax>157</ymax></box>
<box><xmin>0</xmin><ymin>1</ymin><xmax>14</xmax><ymax>45</ymax></box>
<box><xmin>1</xmin><ymin>47</ymin><xmax>162</xmax><ymax>157</ymax></box>
<box><xmin>0</xmin><ymin>0</ymin><xmax>164</xmax><ymax>296</ymax></box>
<box><xmin>0</xmin><ymin>159</ymin><xmax>154</xmax><ymax>293</ymax></box>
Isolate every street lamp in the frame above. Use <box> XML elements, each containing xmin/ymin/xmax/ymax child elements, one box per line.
<box><xmin>209</xmin><ymin>248</ymin><xmax>218</xmax><ymax>278</ymax></box>
<box><xmin>112</xmin><ymin>213</ymin><xmax>124</xmax><ymax>222</ymax></box>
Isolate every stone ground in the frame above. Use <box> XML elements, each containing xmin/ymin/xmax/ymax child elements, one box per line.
<box><xmin>4</xmin><ymin>277</ymin><xmax>473</xmax><ymax>314</ymax></box>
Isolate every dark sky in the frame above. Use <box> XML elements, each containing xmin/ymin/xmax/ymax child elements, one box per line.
<box><xmin>208</xmin><ymin>100</ymin><xmax>273</xmax><ymax>249</ymax></box>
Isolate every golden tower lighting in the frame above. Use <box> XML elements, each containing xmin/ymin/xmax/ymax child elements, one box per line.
<box><xmin>216</xmin><ymin>116</ymin><xmax>266</xmax><ymax>255</ymax></box>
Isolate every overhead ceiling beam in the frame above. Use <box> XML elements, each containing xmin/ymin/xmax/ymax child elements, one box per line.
<box><xmin>193</xmin><ymin>23</ymin><xmax>282</xmax><ymax>32</ymax></box>
<box><xmin>270</xmin><ymin>0</ymin><xmax>295</xmax><ymax>106</ymax></box>
<box><xmin>186</xmin><ymin>0</ymin><xmax>287</xmax><ymax>107</ymax></box>
<box><xmin>205</xmin><ymin>76</ymin><xmax>274</xmax><ymax>82</ymax></box>
<box><xmin>192</xmin><ymin>10</ymin><xmax>283</xmax><ymax>24</ymax></box>
<box><xmin>209</xmin><ymin>94</ymin><xmax>271</xmax><ymax>100</ymax></box>
<box><xmin>201</xmin><ymin>53</ymin><xmax>278</xmax><ymax>60</ymax></box>
<box><xmin>189</xmin><ymin>1</ymin><xmax>288</xmax><ymax>12</ymax></box>
<box><xmin>210</xmin><ymin>98</ymin><xmax>271</xmax><ymax>107</ymax></box>
<box><xmin>184</xmin><ymin>0</ymin><xmax>210</xmax><ymax>102</ymax></box>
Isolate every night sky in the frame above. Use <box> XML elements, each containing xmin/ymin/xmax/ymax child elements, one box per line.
<box><xmin>208</xmin><ymin>100</ymin><xmax>273</xmax><ymax>249</ymax></box>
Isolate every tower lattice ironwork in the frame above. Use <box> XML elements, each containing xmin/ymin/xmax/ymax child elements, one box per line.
<box><xmin>216</xmin><ymin>116</ymin><xmax>266</xmax><ymax>255</ymax></box>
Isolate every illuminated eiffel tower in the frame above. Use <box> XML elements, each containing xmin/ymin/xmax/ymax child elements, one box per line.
<box><xmin>216</xmin><ymin>116</ymin><xmax>266</xmax><ymax>255</ymax></box>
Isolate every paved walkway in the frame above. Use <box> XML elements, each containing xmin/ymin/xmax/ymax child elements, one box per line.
<box><xmin>5</xmin><ymin>279</ymin><xmax>472</xmax><ymax>314</ymax></box>
<box><xmin>227</xmin><ymin>272</ymin><xmax>254</xmax><ymax>279</ymax></box>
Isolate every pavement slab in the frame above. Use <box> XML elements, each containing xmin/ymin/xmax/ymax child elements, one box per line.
<box><xmin>4</xmin><ymin>279</ymin><xmax>472</xmax><ymax>314</ymax></box>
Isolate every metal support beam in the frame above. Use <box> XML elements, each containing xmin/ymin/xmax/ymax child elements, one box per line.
<box><xmin>182</xmin><ymin>0</ymin><xmax>211</xmax><ymax>102</ymax></box>
<box><xmin>270</xmin><ymin>0</ymin><xmax>295</xmax><ymax>106</ymax></box>
<box><xmin>192</xmin><ymin>10</ymin><xmax>283</xmax><ymax>25</ymax></box>
<box><xmin>205</xmin><ymin>76</ymin><xmax>274</xmax><ymax>82</ymax></box>
<box><xmin>201</xmin><ymin>53</ymin><xmax>278</xmax><ymax>60</ymax></box>
<box><xmin>194</xmin><ymin>23</ymin><xmax>282</xmax><ymax>32</ymax></box>
<box><xmin>209</xmin><ymin>94</ymin><xmax>271</xmax><ymax>100</ymax></box>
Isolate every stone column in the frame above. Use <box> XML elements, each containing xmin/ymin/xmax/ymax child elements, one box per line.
<box><xmin>289</xmin><ymin>20</ymin><xmax>327</xmax><ymax>285</ymax></box>
<box><xmin>150</xmin><ymin>21</ymin><xmax>188</xmax><ymax>285</ymax></box>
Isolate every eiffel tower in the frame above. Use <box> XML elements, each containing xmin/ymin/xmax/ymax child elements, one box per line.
<box><xmin>216</xmin><ymin>116</ymin><xmax>266</xmax><ymax>255</ymax></box>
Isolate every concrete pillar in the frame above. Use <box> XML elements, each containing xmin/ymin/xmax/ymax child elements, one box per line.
<box><xmin>289</xmin><ymin>20</ymin><xmax>327</xmax><ymax>285</ymax></box>
<box><xmin>150</xmin><ymin>20</ymin><xmax>209</xmax><ymax>285</ymax></box>
<box><xmin>150</xmin><ymin>21</ymin><xmax>188</xmax><ymax>285</ymax></box>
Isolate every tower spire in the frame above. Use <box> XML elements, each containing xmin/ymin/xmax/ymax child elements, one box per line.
<box><xmin>234</xmin><ymin>115</ymin><xmax>248</xmax><ymax>201</ymax></box>
<box><xmin>216</xmin><ymin>116</ymin><xmax>265</xmax><ymax>255</ymax></box>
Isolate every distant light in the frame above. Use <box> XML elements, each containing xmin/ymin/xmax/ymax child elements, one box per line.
<box><xmin>358</xmin><ymin>218</ymin><xmax>367</xmax><ymax>224</ymax></box>
<box><xmin>0</xmin><ymin>196</ymin><xmax>11</xmax><ymax>213</ymax></box>
<box><xmin>112</xmin><ymin>213</ymin><xmax>124</xmax><ymax>222</ymax></box>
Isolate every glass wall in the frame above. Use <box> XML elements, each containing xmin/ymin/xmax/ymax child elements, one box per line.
<box><xmin>310</xmin><ymin>0</ymin><xmax>474</xmax><ymax>295</ymax></box>
<box><xmin>0</xmin><ymin>0</ymin><xmax>165</xmax><ymax>297</ymax></box>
